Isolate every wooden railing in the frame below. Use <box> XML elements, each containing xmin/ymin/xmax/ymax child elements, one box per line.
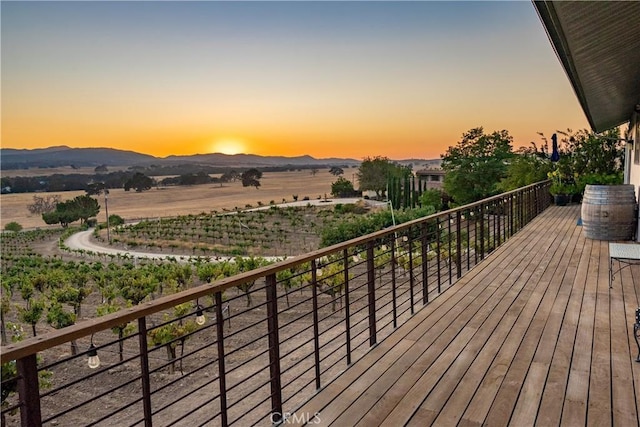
<box><xmin>0</xmin><ymin>182</ymin><xmax>551</xmax><ymax>426</ymax></box>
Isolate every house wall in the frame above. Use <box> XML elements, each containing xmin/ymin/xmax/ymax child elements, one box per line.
<box><xmin>625</xmin><ymin>112</ymin><xmax>640</xmax><ymax>241</ymax></box>
<box><xmin>416</xmin><ymin>172</ymin><xmax>445</xmax><ymax>190</ymax></box>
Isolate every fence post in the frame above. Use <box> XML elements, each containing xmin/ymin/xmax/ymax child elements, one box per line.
<box><xmin>265</xmin><ymin>273</ymin><xmax>283</xmax><ymax>422</ymax></box>
<box><xmin>16</xmin><ymin>354</ymin><xmax>41</xmax><ymax>427</ymax></box>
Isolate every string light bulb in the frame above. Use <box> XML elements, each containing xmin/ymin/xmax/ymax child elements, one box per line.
<box><xmin>195</xmin><ymin>307</ymin><xmax>206</xmax><ymax>326</ymax></box>
<box><xmin>87</xmin><ymin>343</ymin><xmax>100</xmax><ymax>369</ymax></box>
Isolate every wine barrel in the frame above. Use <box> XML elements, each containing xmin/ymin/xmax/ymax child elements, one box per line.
<box><xmin>581</xmin><ymin>184</ymin><xmax>637</xmax><ymax>240</ymax></box>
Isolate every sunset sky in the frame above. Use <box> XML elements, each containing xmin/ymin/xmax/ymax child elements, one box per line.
<box><xmin>1</xmin><ymin>1</ymin><xmax>589</xmax><ymax>160</ymax></box>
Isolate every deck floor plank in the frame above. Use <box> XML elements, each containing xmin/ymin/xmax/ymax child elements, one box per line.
<box><xmin>586</xmin><ymin>240</ymin><xmax>613</xmax><ymax>427</ymax></box>
<box><xmin>460</xmin><ymin>207</ymin><xmax>580</xmax><ymax>426</ymax></box>
<box><xmin>375</xmin><ymin>205</ymin><xmax>572</xmax><ymax>427</ymax></box>
<box><xmin>611</xmin><ymin>263</ymin><xmax>640</xmax><ymax>426</ymax></box>
<box><xmin>291</xmin><ymin>206</ymin><xmax>558</xmax><ymax>425</ymax></box>
<box><xmin>501</xmin><ymin>212</ymin><xmax>584</xmax><ymax>426</ymax></box>
<box><xmin>418</xmin><ymin>207</ymin><xmax>583</xmax><ymax>426</ymax></box>
<box><xmin>287</xmin><ymin>206</ymin><xmax>640</xmax><ymax>427</ymax></box>
<box><xmin>535</xmin><ymin>236</ymin><xmax>594</xmax><ymax>426</ymax></box>
<box><xmin>560</xmin><ymin>237</ymin><xmax>600</xmax><ymax>426</ymax></box>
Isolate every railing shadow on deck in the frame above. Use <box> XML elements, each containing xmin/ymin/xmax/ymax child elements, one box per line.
<box><xmin>0</xmin><ymin>181</ymin><xmax>551</xmax><ymax>427</ymax></box>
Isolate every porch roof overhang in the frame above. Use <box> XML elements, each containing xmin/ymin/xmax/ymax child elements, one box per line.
<box><xmin>533</xmin><ymin>1</ymin><xmax>640</xmax><ymax>132</ymax></box>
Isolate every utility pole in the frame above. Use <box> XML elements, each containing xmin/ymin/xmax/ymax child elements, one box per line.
<box><xmin>104</xmin><ymin>189</ymin><xmax>111</xmax><ymax>244</ymax></box>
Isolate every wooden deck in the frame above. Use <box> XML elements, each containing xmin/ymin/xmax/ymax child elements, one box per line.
<box><xmin>291</xmin><ymin>205</ymin><xmax>640</xmax><ymax>426</ymax></box>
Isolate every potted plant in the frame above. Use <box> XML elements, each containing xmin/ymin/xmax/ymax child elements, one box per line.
<box><xmin>548</xmin><ymin>169</ymin><xmax>576</xmax><ymax>206</ymax></box>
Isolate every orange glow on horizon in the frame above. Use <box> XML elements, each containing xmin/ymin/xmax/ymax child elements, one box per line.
<box><xmin>209</xmin><ymin>138</ymin><xmax>247</xmax><ymax>155</ymax></box>
<box><xmin>2</xmin><ymin>125</ymin><xmax>589</xmax><ymax>161</ymax></box>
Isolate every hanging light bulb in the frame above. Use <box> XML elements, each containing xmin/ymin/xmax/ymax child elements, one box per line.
<box><xmin>87</xmin><ymin>343</ymin><xmax>100</xmax><ymax>369</ymax></box>
<box><xmin>195</xmin><ymin>307</ymin><xmax>206</xmax><ymax>326</ymax></box>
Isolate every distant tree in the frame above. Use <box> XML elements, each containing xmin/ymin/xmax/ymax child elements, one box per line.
<box><xmin>176</xmin><ymin>172</ymin><xmax>212</xmax><ymax>186</ymax></box>
<box><xmin>241</xmin><ymin>169</ymin><xmax>262</xmax><ymax>189</ymax></box>
<box><xmin>356</xmin><ymin>156</ymin><xmax>411</xmax><ymax>198</ymax></box>
<box><xmin>27</xmin><ymin>194</ymin><xmax>61</xmax><ymax>215</ymax></box>
<box><xmin>331</xmin><ymin>177</ymin><xmax>356</xmax><ymax>197</ymax></box>
<box><xmin>124</xmin><ymin>172</ymin><xmax>154</xmax><ymax>192</ymax></box>
<box><xmin>329</xmin><ymin>166</ymin><xmax>344</xmax><ymax>176</ymax></box>
<box><xmin>310</xmin><ymin>168</ymin><xmax>319</xmax><ymax>176</ymax></box>
<box><xmin>41</xmin><ymin>195</ymin><xmax>99</xmax><ymax>227</ymax></box>
<box><xmin>94</xmin><ymin>165</ymin><xmax>108</xmax><ymax>173</ymax></box>
<box><xmin>220</xmin><ymin>170</ymin><xmax>241</xmax><ymax>183</ymax></box>
<box><xmin>498</xmin><ymin>146</ymin><xmax>553</xmax><ymax>192</ymax></box>
<box><xmin>86</xmin><ymin>182</ymin><xmax>107</xmax><ymax>196</ymax></box>
<box><xmin>441</xmin><ymin>127</ymin><xmax>513</xmax><ymax>205</ymax></box>
<box><xmin>42</xmin><ymin>203</ymin><xmax>80</xmax><ymax>228</ymax></box>
<box><xmin>70</xmin><ymin>195</ymin><xmax>100</xmax><ymax>225</ymax></box>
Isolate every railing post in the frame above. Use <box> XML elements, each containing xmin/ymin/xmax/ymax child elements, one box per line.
<box><xmin>311</xmin><ymin>260</ymin><xmax>321</xmax><ymax>388</ymax></box>
<box><xmin>528</xmin><ymin>189</ymin><xmax>533</xmax><ymax>222</ymax></box>
<box><xmin>265</xmin><ymin>273</ymin><xmax>283</xmax><ymax>423</ymax></box>
<box><xmin>421</xmin><ymin>222</ymin><xmax>429</xmax><ymax>304</ymax></box>
<box><xmin>17</xmin><ymin>354</ymin><xmax>41</xmax><ymax>427</ymax></box>
<box><xmin>390</xmin><ymin>238</ymin><xmax>398</xmax><ymax>328</ymax></box>
<box><xmin>465</xmin><ymin>209</ymin><xmax>471</xmax><ymax>271</ymax></box>
<box><xmin>517</xmin><ymin>192</ymin><xmax>523</xmax><ymax>232</ymax></box>
<box><xmin>366</xmin><ymin>242</ymin><xmax>377</xmax><ymax>346</ymax></box>
<box><xmin>408</xmin><ymin>234</ymin><xmax>415</xmax><ymax>314</ymax></box>
<box><xmin>447</xmin><ymin>214</ymin><xmax>453</xmax><ymax>286</ymax></box>
<box><xmin>137</xmin><ymin>317</ymin><xmax>153</xmax><ymax>427</ymax></box>
<box><xmin>343</xmin><ymin>249</ymin><xmax>352</xmax><ymax>365</ymax></box>
<box><xmin>509</xmin><ymin>195</ymin><xmax>514</xmax><ymax>237</ymax></box>
<box><xmin>215</xmin><ymin>291</ymin><xmax>228</xmax><ymax>427</ymax></box>
<box><xmin>435</xmin><ymin>218</ymin><xmax>442</xmax><ymax>294</ymax></box>
<box><xmin>456</xmin><ymin>211</ymin><xmax>462</xmax><ymax>279</ymax></box>
<box><xmin>479</xmin><ymin>205</ymin><xmax>486</xmax><ymax>260</ymax></box>
<box><xmin>473</xmin><ymin>209</ymin><xmax>478</xmax><ymax>264</ymax></box>
<box><xmin>492</xmin><ymin>201</ymin><xmax>497</xmax><ymax>251</ymax></box>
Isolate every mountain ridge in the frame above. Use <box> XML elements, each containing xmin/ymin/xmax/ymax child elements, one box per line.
<box><xmin>1</xmin><ymin>146</ymin><xmax>360</xmax><ymax>169</ymax></box>
<box><xmin>1</xmin><ymin>146</ymin><xmax>439</xmax><ymax>170</ymax></box>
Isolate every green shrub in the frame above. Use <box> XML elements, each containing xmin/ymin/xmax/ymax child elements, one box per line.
<box><xmin>108</xmin><ymin>214</ymin><xmax>124</xmax><ymax>226</ymax></box>
<box><xmin>4</xmin><ymin>222</ymin><xmax>23</xmax><ymax>232</ymax></box>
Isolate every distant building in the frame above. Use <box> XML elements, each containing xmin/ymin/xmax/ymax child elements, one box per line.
<box><xmin>415</xmin><ymin>169</ymin><xmax>445</xmax><ymax>190</ymax></box>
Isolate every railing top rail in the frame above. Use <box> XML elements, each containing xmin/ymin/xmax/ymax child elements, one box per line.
<box><xmin>0</xmin><ymin>180</ymin><xmax>550</xmax><ymax>363</ymax></box>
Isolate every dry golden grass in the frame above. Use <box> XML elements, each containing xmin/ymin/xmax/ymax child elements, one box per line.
<box><xmin>0</xmin><ymin>170</ymin><xmax>345</xmax><ymax>229</ymax></box>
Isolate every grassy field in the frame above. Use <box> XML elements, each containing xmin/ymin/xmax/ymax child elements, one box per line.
<box><xmin>0</xmin><ymin>170</ymin><xmax>343</xmax><ymax>229</ymax></box>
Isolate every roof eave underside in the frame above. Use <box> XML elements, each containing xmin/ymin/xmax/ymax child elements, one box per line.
<box><xmin>533</xmin><ymin>1</ymin><xmax>640</xmax><ymax>133</ymax></box>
